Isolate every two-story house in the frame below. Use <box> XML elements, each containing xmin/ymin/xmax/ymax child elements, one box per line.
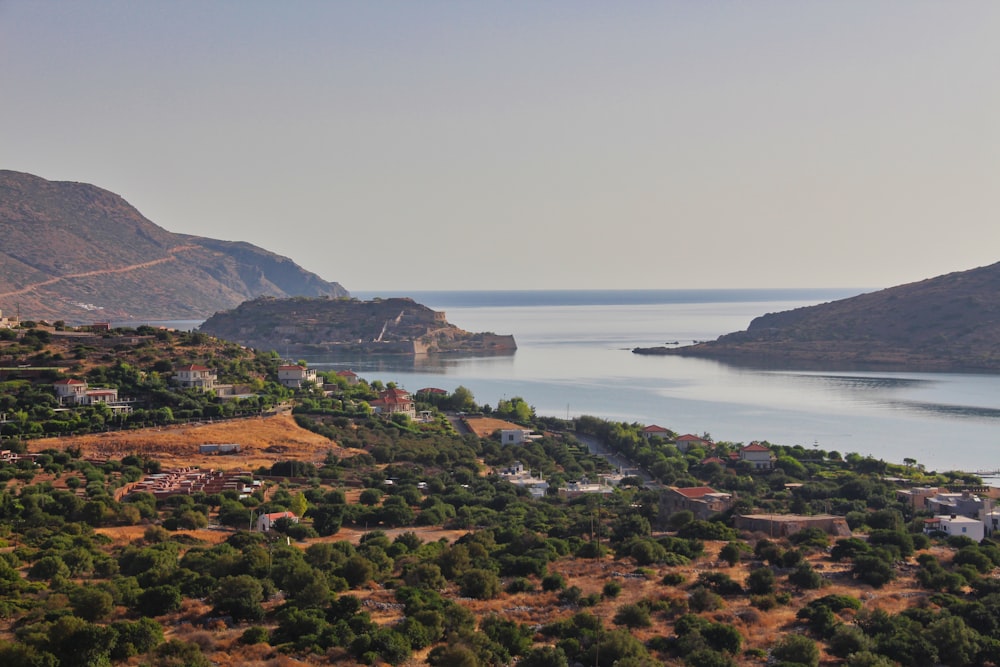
<box><xmin>53</xmin><ymin>378</ymin><xmax>133</xmax><ymax>414</ymax></box>
<box><xmin>369</xmin><ymin>387</ymin><xmax>416</xmax><ymax>420</ymax></box>
<box><xmin>277</xmin><ymin>365</ymin><xmax>318</xmax><ymax>388</ymax></box>
<box><xmin>173</xmin><ymin>364</ymin><xmax>217</xmax><ymax>392</ymax></box>
<box><xmin>739</xmin><ymin>442</ymin><xmax>775</xmax><ymax>470</ymax></box>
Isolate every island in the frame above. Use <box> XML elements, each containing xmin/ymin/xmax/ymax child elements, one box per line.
<box><xmin>198</xmin><ymin>295</ymin><xmax>516</xmax><ymax>355</ymax></box>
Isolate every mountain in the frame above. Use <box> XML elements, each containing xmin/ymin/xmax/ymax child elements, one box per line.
<box><xmin>634</xmin><ymin>262</ymin><xmax>1000</xmax><ymax>371</ymax></box>
<box><xmin>0</xmin><ymin>170</ymin><xmax>348</xmax><ymax>323</ymax></box>
<box><xmin>199</xmin><ymin>296</ymin><xmax>516</xmax><ymax>356</ymax></box>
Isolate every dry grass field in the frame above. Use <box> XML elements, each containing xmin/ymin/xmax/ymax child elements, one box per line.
<box><xmin>27</xmin><ymin>414</ymin><xmax>362</xmax><ymax>471</ymax></box>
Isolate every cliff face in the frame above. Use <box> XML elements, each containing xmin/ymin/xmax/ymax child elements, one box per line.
<box><xmin>198</xmin><ymin>296</ymin><xmax>516</xmax><ymax>355</ymax></box>
<box><xmin>0</xmin><ymin>170</ymin><xmax>348</xmax><ymax>323</ymax></box>
<box><xmin>634</xmin><ymin>262</ymin><xmax>1000</xmax><ymax>371</ymax></box>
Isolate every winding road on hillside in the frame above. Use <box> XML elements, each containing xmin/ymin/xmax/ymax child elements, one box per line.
<box><xmin>0</xmin><ymin>244</ymin><xmax>199</xmax><ymax>298</ymax></box>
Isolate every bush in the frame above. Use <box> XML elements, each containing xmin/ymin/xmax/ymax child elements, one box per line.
<box><xmin>613</xmin><ymin>603</ymin><xmax>651</xmax><ymax>628</ymax></box>
<box><xmin>771</xmin><ymin>633</ymin><xmax>819</xmax><ymax>667</ymax></box>
<box><xmin>541</xmin><ymin>572</ymin><xmax>566</xmax><ymax>591</ymax></box>
<box><xmin>240</xmin><ymin>626</ymin><xmax>270</xmax><ymax>645</ymax></box>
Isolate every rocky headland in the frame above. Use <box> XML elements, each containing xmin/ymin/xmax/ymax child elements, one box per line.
<box><xmin>634</xmin><ymin>262</ymin><xmax>1000</xmax><ymax>371</ymax></box>
<box><xmin>198</xmin><ymin>296</ymin><xmax>516</xmax><ymax>356</ymax></box>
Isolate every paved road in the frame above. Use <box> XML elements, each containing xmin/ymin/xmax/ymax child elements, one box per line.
<box><xmin>572</xmin><ymin>431</ymin><xmax>660</xmax><ymax>488</ymax></box>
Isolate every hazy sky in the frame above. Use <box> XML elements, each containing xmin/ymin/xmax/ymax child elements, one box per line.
<box><xmin>3</xmin><ymin>2</ymin><xmax>998</xmax><ymax>293</ymax></box>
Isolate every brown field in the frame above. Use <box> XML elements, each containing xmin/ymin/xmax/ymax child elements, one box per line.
<box><xmin>462</xmin><ymin>416</ymin><xmax>525</xmax><ymax>438</ymax></box>
<box><xmin>28</xmin><ymin>414</ymin><xmax>363</xmax><ymax>470</ymax></box>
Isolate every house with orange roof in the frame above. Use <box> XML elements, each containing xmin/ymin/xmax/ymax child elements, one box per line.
<box><xmin>370</xmin><ymin>387</ymin><xmax>416</xmax><ymax>420</ymax></box>
<box><xmin>257</xmin><ymin>511</ymin><xmax>299</xmax><ymax>532</ymax></box>
<box><xmin>660</xmin><ymin>486</ymin><xmax>734</xmax><ymax>521</ymax></box>
<box><xmin>173</xmin><ymin>364</ymin><xmax>217</xmax><ymax>392</ymax></box>
<box><xmin>675</xmin><ymin>434</ymin><xmax>712</xmax><ymax>453</ymax></box>
<box><xmin>641</xmin><ymin>424</ymin><xmax>671</xmax><ymax>440</ymax></box>
<box><xmin>739</xmin><ymin>442</ymin><xmax>775</xmax><ymax>470</ymax></box>
<box><xmin>335</xmin><ymin>369</ymin><xmax>360</xmax><ymax>385</ymax></box>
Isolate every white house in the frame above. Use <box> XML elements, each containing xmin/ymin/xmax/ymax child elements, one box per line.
<box><xmin>641</xmin><ymin>425</ymin><xmax>671</xmax><ymax>440</ymax></box>
<box><xmin>277</xmin><ymin>365</ymin><xmax>318</xmax><ymax>388</ymax></box>
<box><xmin>257</xmin><ymin>511</ymin><xmax>299</xmax><ymax>532</ymax></box>
<box><xmin>924</xmin><ymin>515</ymin><xmax>984</xmax><ymax>542</ymax></box>
<box><xmin>674</xmin><ymin>434</ymin><xmax>712</xmax><ymax>453</ymax></box>
<box><xmin>173</xmin><ymin>364</ymin><xmax>217</xmax><ymax>392</ymax></box>
<box><xmin>53</xmin><ymin>378</ymin><xmax>133</xmax><ymax>414</ymax></box>
<box><xmin>739</xmin><ymin>442</ymin><xmax>775</xmax><ymax>470</ymax></box>
<box><xmin>500</xmin><ymin>429</ymin><xmax>540</xmax><ymax>445</ymax></box>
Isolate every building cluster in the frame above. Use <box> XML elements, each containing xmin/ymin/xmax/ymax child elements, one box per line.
<box><xmin>641</xmin><ymin>426</ymin><xmax>777</xmax><ymax>470</ymax></box>
<box><xmin>123</xmin><ymin>467</ymin><xmax>258</xmax><ymax>500</ymax></box>
<box><xmin>898</xmin><ymin>486</ymin><xmax>999</xmax><ymax>543</ymax></box>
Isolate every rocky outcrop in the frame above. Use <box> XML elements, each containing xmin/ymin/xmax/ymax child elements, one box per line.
<box><xmin>635</xmin><ymin>262</ymin><xmax>1000</xmax><ymax>371</ymax></box>
<box><xmin>198</xmin><ymin>296</ymin><xmax>516</xmax><ymax>356</ymax></box>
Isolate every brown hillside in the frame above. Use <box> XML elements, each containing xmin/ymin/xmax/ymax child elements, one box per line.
<box><xmin>635</xmin><ymin>261</ymin><xmax>1000</xmax><ymax>371</ymax></box>
<box><xmin>0</xmin><ymin>170</ymin><xmax>348</xmax><ymax>323</ymax></box>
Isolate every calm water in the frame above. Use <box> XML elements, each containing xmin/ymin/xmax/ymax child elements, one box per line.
<box><xmin>308</xmin><ymin>289</ymin><xmax>1000</xmax><ymax>474</ymax></box>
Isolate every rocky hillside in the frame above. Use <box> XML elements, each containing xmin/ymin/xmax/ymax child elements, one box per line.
<box><xmin>199</xmin><ymin>296</ymin><xmax>516</xmax><ymax>355</ymax></box>
<box><xmin>635</xmin><ymin>262</ymin><xmax>1000</xmax><ymax>371</ymax></box>
<box><xmin>0</xmin><ymin>170</ymin><xmax>348</xmax><ymax>323</ymax></box>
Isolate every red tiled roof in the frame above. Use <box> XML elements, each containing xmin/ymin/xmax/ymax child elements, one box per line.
<box><xmin>673</xmin><ymin>486</ymin><xmax>719</xmax><ymax>498</ymax></box>
<box><xmin>742</xmin><ymin>443</ymin><xmax>771</xmax><ymax>452</ymax></box>
<box><xmin>336</xmin><ymin>370</ymin><xmax>358</xmax><ymax>377</ymax></box>
<box><xmin>701</xmin><ymin>456</ymin><xmax>726</xmax><ymax>465</ymax></box>
<box><xmin>418</xmin><ymin>387</ymin><xmax>448</xmax><ymax>394</ymax></box>
<box><xmin>176</xmin><ymin>364</ymin><xmax>211</xmax><ymax>371</ymax></box>
<box><xmin>264</xmin><ymin>511</ymin><xmax>297</xmax><ymax>520</ymax></box>
<box><xmin>54</xmin><ymin>378</ymin><xmax>86</xmax><ymax>385</ymax></box>
<box><xmin>676</xmin><ymin>434</ymin><xmax>707</xmax><ymax>442</ymax></box>
<box><xmin>642</xmin><ymin>425</ymin><xmax>669</xmax><ymax>433</ymax></box>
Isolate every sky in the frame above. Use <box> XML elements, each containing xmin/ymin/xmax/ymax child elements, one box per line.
<box><xmin>2</xmin><ymin>2</ymin><xmax>998</xmax><ymax>293</ymax></box>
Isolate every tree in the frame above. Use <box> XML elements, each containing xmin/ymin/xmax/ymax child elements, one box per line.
<box><xmin>746</xmin><ymin>567</ymin><xmax>776</xmax><ymax>595</ymax></box>
<box><xmin>613</xmin><ymin>603</ymin><xmax>651</xmax><ymax>629</ymax></box>
<box><xmin>211</xmin><ymin>575</ymin><xmax>265</xmax><ymax>621</ymax></box>
<box><xmin>70</xmin><ymin>586</ymin><xmax>115</xmax><ymax>622</ymax></box>
<box><xmin>771</xmin><ymin>634</ymin><xmax>819</xmax><ymax>667</ymax></box>
<box><xmin>459</xmin><ymin>569</ymin><xmax>501</xmax><ymax>600</ymax></box>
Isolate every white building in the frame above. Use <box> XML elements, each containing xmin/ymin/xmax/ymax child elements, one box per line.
<box><xmin>173</xmin><ymin>364</ymin><xmax>217</xmax><ymax>392</ymax></box>
<box><xmin>257</xmin><ymin>511</ymin><xmax>299</xmax><ymax>532</ymax></box>
<box><xmin>500</xmin><ymin>429</ymin><xmax>540</xmax><ymax>445</ymax></box>
<box><xmin>924</xmin><ymin>515</ymin><xmax>985</xmax><ymax>542</ymax></box>
<box><xmin>277</xmin><ymin>365</ymin><xmax>318</xmax><ymax>388</ymax></box>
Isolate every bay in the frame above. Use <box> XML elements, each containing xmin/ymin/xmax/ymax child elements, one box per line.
<box><xmin>313</xmin><ymin>289</ymin><xmax>1000</xmax><ymax>474</ymax></box>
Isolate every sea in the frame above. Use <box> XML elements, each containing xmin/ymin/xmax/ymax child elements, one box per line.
<box><xmin>332</xmin><ymin>289</ymin><xmax>1000</xmax><ymax>475</ymax></box>
<box><xmin>138</xmin><ymin>289</ymin><xmax>1000</xmax><ymax>474</ymax></box>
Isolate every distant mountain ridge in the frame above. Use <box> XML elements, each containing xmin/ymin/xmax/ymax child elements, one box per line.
<box><xmin>0</xmin><ymin>170</ymin><xmax>348</xmax><ymax>322</ymax></box>
<box><xmin>634</xmin><ymin>262</ymin><xmax>1000</xmax><ymax>371</ymax></box>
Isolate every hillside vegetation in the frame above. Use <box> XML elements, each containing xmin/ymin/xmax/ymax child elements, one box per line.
<box><xmin>0</xmin><ymin>170</ymin><xmax>348</xmax><ymax>323</ymax></box>
<box><xmin>635</xmin><ymin>261</ymin><xmax>1000</xmax><ymax>371</ymax></box>
<box><xmin>1</xmin><ymin>323</ymin><xmax>999</xmax><ymax>666</ymax></box>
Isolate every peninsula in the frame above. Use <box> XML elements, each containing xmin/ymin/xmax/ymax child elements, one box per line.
<box><xmin>198</xmin><ymin>295</ymin><xmax>516</xmax><ymax>356</ymax></box>
<box><xmin>634</xmin><ymin>261</ymin><xmax>1000</xmax><ymax>371</ymax></box>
